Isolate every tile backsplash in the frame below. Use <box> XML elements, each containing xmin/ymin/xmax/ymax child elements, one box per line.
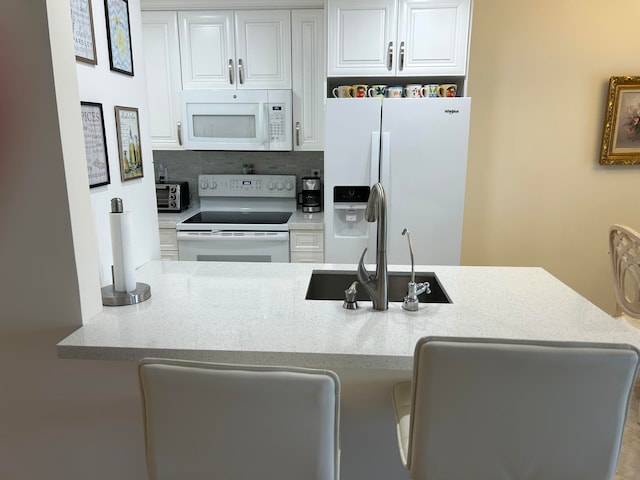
<box><xmin>152</xmin><ymin>150</ymin><xmax>323</xmax><ymax>202</ymax></box>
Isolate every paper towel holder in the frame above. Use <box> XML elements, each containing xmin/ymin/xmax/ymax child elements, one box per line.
<box><xmin>101</xmin><ymin>198</ymin><xmax>151</xmax><ymax>306</ymax></box>
<box><xmin>101</xmin><ymin>280</ymin><xmax>151</xmax><ymax>306</ymax></box>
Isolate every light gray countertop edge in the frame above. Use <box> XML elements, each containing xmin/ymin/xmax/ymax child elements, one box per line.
<box><xmin>57</xmin><ymin>261</ymin><xmax>640</xmax><ymax>370</ymax></box>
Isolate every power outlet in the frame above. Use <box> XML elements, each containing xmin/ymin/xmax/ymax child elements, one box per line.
<box><xmin>311</xmin><ymin>169</ymin><xmax>321</xmax><ymax>178</ymax></box>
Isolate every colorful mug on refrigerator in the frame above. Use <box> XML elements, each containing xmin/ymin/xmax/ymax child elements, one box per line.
<box><xmin>386</xmin><ymin>85</ymin><xmax>403</xmax><ymax>98</ymax></box>
<box><xmin>353</xmin><ymin>84</ymin><xmax>369</xmax><ymax>98</ymax></box>
<box><xmin>404</xmin><ymin>84</ymin><xmax>427</xmax><ymax>98</ymax></box>
<box><xmin>332</xmin><ymin>85</ymin><xmax>354</xmax><ymax>98</ymax></box>
<box><xmin>368</xmin><ymin>85</ymin><xmax>387</xmax><ymax>98</ymax></box>
<box><xmin>437</xmin><ymin>84</ymin><xmax>458</xmax><ymax>98</ymax></box>
<box><xmin>425</xmin><ymin>84</ymin><xmax>439</xmax><ymax>98</ymax></box>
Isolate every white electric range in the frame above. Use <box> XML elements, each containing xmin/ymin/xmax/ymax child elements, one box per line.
<box><xmin>176</xmin><ymin>174</ymin><xmax>297</xmax><ymax>262</ymax></box>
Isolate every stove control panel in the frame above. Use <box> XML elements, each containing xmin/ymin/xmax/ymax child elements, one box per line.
<box><xmin>198</xmin><ymin>174</ymin><xmax>297</xmax><ymax>197</ymax></box>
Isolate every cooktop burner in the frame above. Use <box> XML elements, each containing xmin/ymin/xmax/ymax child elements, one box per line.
<box><xmin>183</xmin><ymin>211</ymin><xmax>292</xmax><ymax>225</ymax></box>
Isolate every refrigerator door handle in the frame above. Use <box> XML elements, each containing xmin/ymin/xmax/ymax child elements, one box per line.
<box><xmin>380</xmin><ymin>132</ymin><xmax>391</xmax><ymax>188</ymax></box>
<box><xmin>370</xmin><ymin>132</ymin><xmax>381</xmax><ymax>187</ymax></box>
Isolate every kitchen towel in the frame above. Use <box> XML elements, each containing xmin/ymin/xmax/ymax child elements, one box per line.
<box><xmin>110</xmin><ymin>210</ymin><xmax>136</xmax><ymax>292</ymax></box>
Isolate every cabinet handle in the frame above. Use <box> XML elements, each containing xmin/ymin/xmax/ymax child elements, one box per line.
<box><xmin>228</xmin><ymin>59</ymin><xmax>234</xmax><ymax>84</ymax></box>
<box><xmin>387</xmin><ymin>42</ymin><xmax>393</xmax><ymax>71</ymax></box>
<box><xmin>399</xmin><ymin>41</ymin><xmax>405</xmax><ymax>71</ymax></box>
<box><xmin>238</xmin><ymin>58</ymin><xmax>244</xmax><ymax>84</ymax></box>
<box><xmin>295</xmin><ymin>121</ymin><xmax>301</xmax><ymax>146</ymax></box>
<box><xmin>177</xmin><ymin>121</ymin><xmax>182</xmax><ymax>146</ymax></box>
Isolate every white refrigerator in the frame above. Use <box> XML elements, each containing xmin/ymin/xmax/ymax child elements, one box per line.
<box><xmin>324</xmin><ymin>97</ymin><xmax>471</xmax><ymax>265</ymax></box>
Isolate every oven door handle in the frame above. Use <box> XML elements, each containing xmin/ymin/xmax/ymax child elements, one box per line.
<box><xmin>177</xmin><ymin>231</ymin><xmax>289</xmax><ymax>241</ymax></box>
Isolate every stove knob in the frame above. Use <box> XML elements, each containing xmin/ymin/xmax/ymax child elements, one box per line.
<box><xmin>276</xmin><ymin>182</ymin><xmax>284</xmax><ymax>190</ymax></box>
<box><xmin>211</xmin><ymin>181</ymin><xmax>217</xmax><ymax>190</ymax></box>
<box><xmin>200</xmin><ymin>180</ymin><xmax>209</xmax><ymax>190</ymax></box>
<box><xmin>285</xmin><ymin>182</ymin><xmax>294</xmax><ymax>191</ymax></box>
<box><xmin>268</xmin><ymin>182</ymin><xmax>276</xmax><ymax>190</ymax></box>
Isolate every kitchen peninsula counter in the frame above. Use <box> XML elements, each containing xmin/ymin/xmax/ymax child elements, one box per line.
<box><xmin>57</xmin><ymin>261</ymin><xmax>640</xmax><ymax>367</ymax></box>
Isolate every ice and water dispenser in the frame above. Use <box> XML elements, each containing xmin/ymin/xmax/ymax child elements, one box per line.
<box><xmin>333</xmin><ymin>186</ymin><xmax>370</xmax><ymax>237</ymax></box>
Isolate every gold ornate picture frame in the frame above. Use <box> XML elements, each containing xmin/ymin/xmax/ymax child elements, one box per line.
<box><xmin>600</xmin><ymin>76</ymin><xmax>640</xmax><ymax>165</ymax></box>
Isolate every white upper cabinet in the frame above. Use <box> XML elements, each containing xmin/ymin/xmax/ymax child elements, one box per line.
<box><xmin>178</xmin><ymin>11</ymin><xmax>234</xmax><ymax>89</ymax></box>
<box><xmin>291</xmin><ymin>9</ymin><xmax>325</xmax><ymax>151</ymax></box>
<box><xmin>397</xmin><ymin>0</ymin><xmax>471</xmax><ymax>76</ymax></box>
<box><xmin>142</xmin><ymin>11</ymin><xmax>184</xmax><ymax>149</ymax></box>
<box><xmin>328</xmin><ymin>0</ymin><xmax>471</xmax><ymax>77</ymax></box>
<box><xmin>179</xmin><ymin>10</ymin><xmax>292</xmax><ymax>89</ymax></box>
<box><xmin>328</xmin><ymin>0</ymin><xmax>397</xmax><ymax>76</ymax></box>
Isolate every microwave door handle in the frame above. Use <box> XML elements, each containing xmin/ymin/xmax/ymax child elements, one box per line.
<box><xmin>263</xmin><ymin>103</ymin><xmax>269</xmax><ymax>149</ymax></box>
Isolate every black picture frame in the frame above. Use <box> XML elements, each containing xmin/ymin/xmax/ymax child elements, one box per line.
<box><xmin>80</xmin><ymin>101</ymin><xmax>110</xmax><ymax>188</ymax></box>
<box><xmin>104</xmin><ymin>0</ymin><xmax>134</xmax><ymax>76</ymax></box>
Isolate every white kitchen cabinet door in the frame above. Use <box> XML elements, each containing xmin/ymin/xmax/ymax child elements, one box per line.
<box><xmin>292</xmin><ymin>9</ymin><xmax>324</xmax><ymax>151</ymax></box>
<box><xmin>178</xmin><ymin>10</ymin><xmax>290</xmax><ymax>90</ymax></box>
<box><xmin>327</xmin><ymin>0</ymin><xmax>398</xmax><ymax>77</ymax></box>
<box><xmin>327</xmin><ymin>0</ymin><xmax>471</xmax><ymax>77</ymax></box>
<box><xmin>234</xmin><ymin>10</ymin><xmax>291</xmax><ymax>89</ymax></box>
<box><xmin>290</xmin><ymin>229</ymin><xmax>324</xmax><ymax>263</ymax></box>
<box><xmin>142</xmin><ymin>11</ymin><xmax>183</xmax><ymax>149</ymax></box>
<box><xmin>397</xmin><ymin>0</ymin><xmax>471</xmax><ymax>76</ymax></box>
<box><xmin>178</xmin><ymin>11</ymin><xmax>236</xmax><ymax>89</ymax></box>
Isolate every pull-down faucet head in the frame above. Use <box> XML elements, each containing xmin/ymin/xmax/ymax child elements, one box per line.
<box><xmin>356</xmin><ymin>183</ymin><xmax>388</xmax><ymax>311</ymax></box>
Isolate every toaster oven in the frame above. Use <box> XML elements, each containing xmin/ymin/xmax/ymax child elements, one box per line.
<box><xmin>156</xmin><ymin>182</ymin><xmax>190</xmax><ymax>212</ymax></box>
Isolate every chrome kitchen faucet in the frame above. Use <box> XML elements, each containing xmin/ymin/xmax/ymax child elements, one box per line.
<box><xmin>357</xmin><ymin>183</ymin><xmax>388</xmax><ymax>310</ymax></box>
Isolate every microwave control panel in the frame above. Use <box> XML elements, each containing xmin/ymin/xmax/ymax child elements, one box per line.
<box><xmin>268</xmin><ymin>104</ymin><xmax>287</xmax><ymax>144</ymax></box>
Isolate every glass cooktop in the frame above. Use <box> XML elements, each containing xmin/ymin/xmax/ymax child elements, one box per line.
<box><xmin>183</xmin><ymin>211</ymin><xmax>292</xmax><ymax>225</ymax></box>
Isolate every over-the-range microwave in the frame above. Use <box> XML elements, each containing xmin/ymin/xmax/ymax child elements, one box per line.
<box><xmin>181</xmin><ymin>89</ymin><xmax>292</xmax><ymax>151</ymax></box>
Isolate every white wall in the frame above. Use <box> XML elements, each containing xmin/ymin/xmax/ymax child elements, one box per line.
<box><xmin>0</xmin><ymin>1</ymin><xmax>153</xmax><ymax>478</ymax></box>
<box><xmin>76</xmin><ymin>0</ymin><xmax>160</xmax><ymax>285</ymax></box>
<box><xmin>0</xmin><ymin>1</ymin><xmax>101</xmax><ymax>330</ymax></box>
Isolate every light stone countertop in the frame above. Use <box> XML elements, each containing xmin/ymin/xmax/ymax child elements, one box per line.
<box><xmin>157</xmin><ymin>203</ymin><xmax>200</xmax><ymax>229</ymax></box>
<box><xmin>288</xmin><ymin>210</ymin><xmax>324</xmax><ymax>229</ymax></box>
<box><xmin>56</xmin><ymin>261</ymin><xmax>640</xmax><ymax>370</ymax></box>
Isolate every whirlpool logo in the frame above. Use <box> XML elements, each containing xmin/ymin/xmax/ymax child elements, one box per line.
<box><xmin>444</xmin><ymin>109</ymin><xmax>460</xmax><ymax>115</ymax></box>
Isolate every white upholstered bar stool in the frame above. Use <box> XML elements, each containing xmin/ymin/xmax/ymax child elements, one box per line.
<box><xmin>138</xmin><ymin>358</ymin><xmax>340</xmax><ymax>480</ymax></box>
<box><xmin>609</xmin><ymin>224</ymin><xmax>640</xmax><ymax>327</ymax></box>
<box><xmin>392</xmin><ymin>336</ymin><xmax>639</xmax><ymax>480</ymax></box>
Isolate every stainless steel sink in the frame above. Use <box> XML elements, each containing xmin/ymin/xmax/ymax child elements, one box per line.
<box><xmin>305</xmin><ymin>270</ymin><xmax>451</xmax><ymax>303</ymax></box>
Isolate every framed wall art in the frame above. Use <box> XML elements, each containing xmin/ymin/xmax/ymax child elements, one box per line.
<box><xmin>80</xmin><ymin>102</ymin><xmax>110</xmax><ymax>188</ymax></box>
<box><xmin>71</xmin><ymin>0</ymin><xmax>97</xmax><ymax>64</ymax></box>
<box><xmin>104</xmin><ymin>0</ymin><xmax>134</xmax><ymax>75</ymax></box>
<box><xmin>115</xmin><ymin>106</ymin><xmax>143</xmax><ymax>181</ymax></box>
<box><xmin>600</xmin><ymin>76</ymin><xmax>640</xmax><ymax>165</ymax></box>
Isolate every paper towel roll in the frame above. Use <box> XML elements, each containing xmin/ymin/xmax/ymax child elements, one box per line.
<box><xmin>110</xmin><ymin>211</ymin><xmax>136</xmax><ymax>292</ymax></box>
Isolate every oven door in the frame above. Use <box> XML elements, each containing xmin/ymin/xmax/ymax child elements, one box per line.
<box><xmin>177</xmin><ymin>231</ymin><xmax>290</xmax><ymax>263</ymax></box>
